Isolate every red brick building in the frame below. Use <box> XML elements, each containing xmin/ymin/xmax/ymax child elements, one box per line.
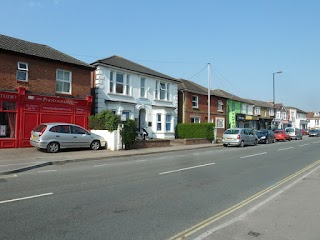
<box><xmin>178</xmin><ymin>79</ymin><xmax>227</xmax><ymax>140</ymax></box>
<box><xmin>0</xmin><ymin>34</ymin><xmax>94</xmax><ymax>148</ymax></box>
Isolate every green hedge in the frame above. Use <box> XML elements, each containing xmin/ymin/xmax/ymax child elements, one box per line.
<box><xmin>177</xmin><ymin>123</ymin><xmax>214</xmax><ymax>140</ymax></box>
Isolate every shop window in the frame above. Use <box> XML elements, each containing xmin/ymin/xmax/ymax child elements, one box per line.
<box><xmin>17</xmin><ymin>62</ymin><xmax>28</xmax><ymax>81</ymax></box>
<box><xmin>56</xmin><ymin>69</ymin><xmax>72</xmax><ymax>94</ymax></box>
<box><xmin>0</xmin><ymin>101</ymin><xmax>17</xmax><ymax>138</ymax></box>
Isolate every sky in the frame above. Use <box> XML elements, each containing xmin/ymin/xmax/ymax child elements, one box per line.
<box><xmin>1</xmin><ymin>0</ymin><xmax>319</xmax><ymax>111</ymax></box>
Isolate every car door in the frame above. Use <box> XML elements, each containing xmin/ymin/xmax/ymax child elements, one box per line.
<box><xmin>70</xmin><ymin>125</ymin><xmax>92</xmax><ymax>148</ymax></box>
<box><xmin>52</xmin><ymin>125</ymin><xmax>73</xmax><ymax>148</ymax></box>
<box><xmin>242</xmin><ymin>129</ymin><xmax>249</xmax><ymax>145</ymax></box>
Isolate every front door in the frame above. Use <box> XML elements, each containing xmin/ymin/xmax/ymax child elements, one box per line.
<box><xmin>138</xmin><ymin>109</ymin><xmax>146</xmax><ymax>131</ymax></box>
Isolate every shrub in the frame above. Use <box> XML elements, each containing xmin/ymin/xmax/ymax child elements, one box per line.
<box><xmin>177</xmin><ymin>123</ymin><xmax>214</xmax><ymax>140</ymax></box>
<box><xmin>121</xmin><ymin>119</ymin><xmax>137</xmax><ymax>150</ymax></box>
<box><xmin>89</xmin><ymin>110</ymin><xmax>121</xmax><ymax>131</ymax></box>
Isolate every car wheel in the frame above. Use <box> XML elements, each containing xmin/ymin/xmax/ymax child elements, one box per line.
<box><xmin>240</xmin><ymin>141</ymin><xmax>245</xmax><ymax>147</ymax></box>
<box><xmin>90</xmin><ymin>140</ymin><xmax>101</xmax><ymax>150</ymax></box>
<box><xmin>265</xmin><ymin>138</ymin><xmax>269</xmax><ymax>144</ymax></box>
<box><xmin>47</xmin><ymin>142</ymin><xmax>60</xmax><ymax>153</ymax></box>
<box><xmin>254</xmin><ymin>139</ymin><xmax>258</xmax><ymax>146</ymax></box>
<box><xmin>223</xmin><ymin>144</ymin><xmax>228</xmax><ymax>147</ymax></box>
<box><xmin>273</xmin><ymin>138</ymin><xmax>276</xmax><ymax>143</ymax></box>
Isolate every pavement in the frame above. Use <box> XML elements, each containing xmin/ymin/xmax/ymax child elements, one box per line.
<box><xmin>1</xmin><ymin>142</ymin><xmax>320</xmax><ymax>240</ymax></box>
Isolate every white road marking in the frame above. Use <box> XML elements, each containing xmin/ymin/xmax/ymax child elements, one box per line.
<box><xmin>0</xmin><ymin>174</ymin><xmax>18</xmax><ymax>179</ymax></box>
<box><xmin>313</xmin><ymin>141</ymin><xmax>320</xmax><ymax>143</ymax></box>
<box><xmin>240</xmin><ymin>152</ymin><xmax>267</xmax><ymax>159</ymax></box>
<box><xmin>299</xmin><ymin>144</ymin><xmax>309</xmax><ymax>147</ymax></box>
<box><xmin>38</xmin><ymin>170</ymin><xmax>57</xmax><ymax>173</ymax></box>
<box><xmin>93</xmin><ymin>163</ymin><xmax>109</xmax><ymax>167</ymax></box>
<box><xmin>159</xmin><ymin>163</ymin><xmax>215</xmax><ymax>175</ymax></box>
<box><xmin>0</xmin><ymin>193</ymin><xmax>53</xmax><ymax>204</ymax></box>
<box><xmin>278</xmin><ymin>147</ymin><xmax>294</xmax><ymax>151</ymax></box>
<box><xmin>135</xmin><ymin>160</ymin><xmax>147</xmax><ymax>163</ymax></box>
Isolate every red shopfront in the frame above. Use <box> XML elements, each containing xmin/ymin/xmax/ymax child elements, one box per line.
<box><xmin>0</xmin><ymin>87</ymin><xmax>92</xmax><ymax>148</ymax></box>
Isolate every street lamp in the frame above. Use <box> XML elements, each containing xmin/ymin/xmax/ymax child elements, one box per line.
<box><xmin>273</xmin><ymin>71</ymin><xmax>282</xmax><ymax>128</ymax></box>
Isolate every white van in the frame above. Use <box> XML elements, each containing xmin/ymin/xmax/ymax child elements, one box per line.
<box><xmin>285</xmin><ymin>127</ymin><xmax>303</xmax><ymax>140</ymax></box>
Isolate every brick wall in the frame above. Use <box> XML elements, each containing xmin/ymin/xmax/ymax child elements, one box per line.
<box><xmin>0</xmin><ymin>52</ymin><xmax>92</xmax><ymax>99</ymax></box>
<box><xmin>180</xmin><ymin>91</ymin><xmax>226</xmax><ymax>124</ymax></box>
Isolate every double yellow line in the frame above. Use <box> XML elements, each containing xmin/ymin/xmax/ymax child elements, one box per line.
<box><xmin>168</xmin><ymin>160</ymin><xmax>320</xmax><ymax>240</ymax></box>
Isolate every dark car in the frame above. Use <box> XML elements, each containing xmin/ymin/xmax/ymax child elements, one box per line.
<box><xmin>309</xmin><ymin>129</ymin><xmax>320</xmax><ymax>137</ymax></box>
<box><xmin>256</xmin><ymin>129</ymin><xmax>276</xmax><ymax>144</ymax></box>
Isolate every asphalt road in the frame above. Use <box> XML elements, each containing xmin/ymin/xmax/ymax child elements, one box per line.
<box><xmin>1</xmin><ymin>137</ymin><xmax>320</xmax><ymax>240</ymax></box>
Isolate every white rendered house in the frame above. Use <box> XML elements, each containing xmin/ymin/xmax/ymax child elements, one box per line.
<box><xmin>91</xmin><ymin>56</ymin><xmax>180</xmax><ymax>139</ymax></box>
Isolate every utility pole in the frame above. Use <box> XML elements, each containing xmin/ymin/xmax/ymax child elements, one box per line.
<box><xmin>208</xmin><ymin>63</ymin><xmax>211</xmax><ymax>122</ymax></box>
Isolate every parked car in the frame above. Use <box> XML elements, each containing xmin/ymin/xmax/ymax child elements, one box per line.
<box><xmin>300</xmin><ymin>129</ymin><xmax>309</xmax><ymax>135</ymax></box>
<box><xmin>30</xmin><ymin>123</ymin><xmax>106</xmax><ymax>153</ymax></box>
<box><xmin>256</xmin><ymin>129</ymin><xmax>275</xmax><ymax>144</ymax></box>
<box><xmin>222</xmin><ymin>128</ymin><xmax>258</xmax><ymax>147</ymax></box>
<box><xmin>309</xmin><ymin>129</ymin><xmax>320</xmax><ymax>137</ymax></box>
<box><xmin>274</xmin><ymin>129</ymin><xmax>291</xmax><ymax>141</ymax></box>
<box><xmin>285</xmin><ymin>127</ymin><xmax>303</xmax><ymax>140</ymax></box>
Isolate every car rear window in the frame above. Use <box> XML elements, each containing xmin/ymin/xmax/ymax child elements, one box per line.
<box><xmin>33</xmin><ymin>124</ymin><xmax>47</xmax><ymax>132</ymax></box>
<box><xmin>224</xmin><ymin>129</ymin><xmax>239</xmax><ymax>134</ymax></box>
<box><xmin>274</xmin><ymin>130</ymin><xmax>283</xmax><ymax>134</ymax></box>
<box><xmin>286</xmin><ymin>128</ymin><xmax>294</xmax><ymax>133</ymax></box>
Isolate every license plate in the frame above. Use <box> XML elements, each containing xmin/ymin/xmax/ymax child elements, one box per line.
<box><xmin>32</xmin><ymin>135</ymin><xmax>36</xmax><ymax>139</ymax></box>
<box><xmin>227</xmin><ymin>138</ymin><xmax>233</xmax><ymax>140</ymax></box>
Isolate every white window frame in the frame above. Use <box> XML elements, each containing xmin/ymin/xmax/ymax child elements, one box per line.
<box><xmin>165</xmin><ymin>114</ymin><xmax>172</xmax><ymax>132</ymax></box>
<box><xmin>115</xmin><ymin>72</ymin><xmax>124</xmax><ymax>94</ymax></box>
<box><xmin>254</xmin><ymin>107</ymin><xmax>261</xmax><ymax>116</ymax></box>
<box><xmin>215</xmin><ymin>117</ymin><xmax>225</xmax><ymax>128</ymax></box>
<box><xmin>155</xmin><ymin>81</ymin><xmax>170</xmax><ymax>101</ymax></box>
<box><xmin>126</xmin><ymin>74</ymin><xmax>130</xmax><ymax>95</ymax></box>
<box><xmin>122</xmin><ymin>111</ymin><xmax>130</xmax><ymax>120</ymax></box>
<box><xmin>56</xmin><ymin>69</ymin><xmax>72</xmax><ymax>94</ymax></box>
<box><xmin>109</xmin><ymin>71</ymin><xmax>114</xmax><ymax>93</ymax></box>
<box><xmin>190</xmin><ymin>117</ymin><xmax>200</xmax><ymax>123</ymax></box>
<box><xmin>157</xmin><ymin>113</ymin><xmax>162</xmax><ymax>131</ymax></box>
<box><xmin>218</xmin><ymin>100</ymin><xmax>223</xmax><ymax>112</ymax></box>
<box><xmin>192</xmin><ymin>95</ymin><xmax>198</xmax><ymax>108</ymax></box>
<box><xmin>17</xmin><ymin>62</ymin><xmax>28</xmax><ymax>82</ymax></box>
<box><xmin>140</xmin><ymin>77</ymin><xmax>146</xmax><ymax>98</ymax></box>
<box><xmin>269</xmin><ymin>108</ymin><xmax>274</xmax><ymax>116</ymax></box>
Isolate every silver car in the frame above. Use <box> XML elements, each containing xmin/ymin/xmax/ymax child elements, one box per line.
<box><xmin>30</xmin><ymin>123</ymin><xmax>106</xmax><ymax>153</ymax></box>
<box><xmin>222</xmin><ymin>128</ymin><xmax>258</xmax><ymax>147</ymax></box>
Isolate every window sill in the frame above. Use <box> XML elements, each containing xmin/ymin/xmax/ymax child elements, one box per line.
<box><xmin>217</xmin><ymin>110</ymin><xmax>224</xmax><ymax>112</ymax></box>
<box><xmin>17</xmin><ymin>79</ymin><xmax>28</xmax><ymax>83</ymax></box>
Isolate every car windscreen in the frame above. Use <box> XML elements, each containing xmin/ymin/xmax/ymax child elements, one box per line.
<box><xmin>310</xmin><ymin>130</ymin><xmax>317</xmax><ymax>133</ymax></box>
<box><xmin>33</xmin><ymin>124</ymin><xmax>47</xmax><ymax>132</ymax></box>
<box><xmin>224</xmin><ymin>129</ymin><xmax>239</xmax><ymax>134</ymax></box>
<box><xmin>286</xmin><ymin>128</ymin><xmax>294</xmax><ymax>133</ymax></box>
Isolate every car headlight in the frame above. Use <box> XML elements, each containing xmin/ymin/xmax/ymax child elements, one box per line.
<box><xmin>261</xmin><ymin>136</ymin><xmax>266</xmax><ymax>139</ymax></box>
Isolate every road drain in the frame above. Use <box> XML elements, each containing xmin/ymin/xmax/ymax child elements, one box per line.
<box><xmin>248</xmin><ymin>231</ymin><xmax>260</xmax><ymax>237</ymax></box>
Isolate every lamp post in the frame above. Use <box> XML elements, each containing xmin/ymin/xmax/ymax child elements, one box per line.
<box><xmin>273</xmin><ymin>71</ymin><xmax>282</xmax><ymax>128</ymax></box>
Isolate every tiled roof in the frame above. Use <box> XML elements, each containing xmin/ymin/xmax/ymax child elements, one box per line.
<box><xmin>247</xmin><ymin>99</ymin><xmax>273</xmax><ymax>108</ymax></box>
<box><xmin>178</xmin><ymin>79</ymin><xmax>207</xmax><ymax>94</ymax></box>
<box><xmin>0</xmin><ymin>34</ymin><xmax>94</xmax><ymax>69</ymax></box>
<box><xmin>212</xmin><ymin>89</ymin><xmax>253</xmax><ymax>104</ymax></box>
<box><xmin>306</xmin><ymin>112</ymin><xmax>320</xmax><ymax>118</ymax></box>
<box><xmin>92</xmin><ymin>55</ymin><xmax>179</xmax><ymax>82</ymax></box>
<box><xmin>286</xmin><ymin>106</ymin><xmax>307</xmax><ymax>114</ymax></box>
